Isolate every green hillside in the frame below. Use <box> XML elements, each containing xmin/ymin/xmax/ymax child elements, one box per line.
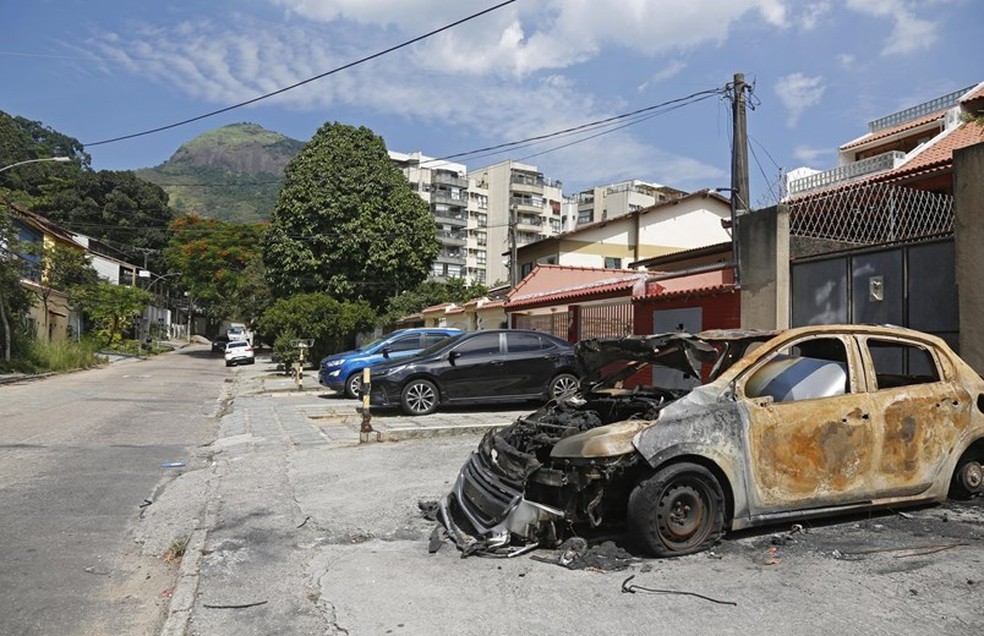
<box><xmin>136</xmin><ymin>123</ymin><xmax>304</xmax><ymax>223</ymax></box>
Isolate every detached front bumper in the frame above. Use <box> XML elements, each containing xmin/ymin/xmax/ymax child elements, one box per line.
<box><xmin>437</xmin><ymin>451</ymin><xmax>565</xmax><ymax>557</ymax></box>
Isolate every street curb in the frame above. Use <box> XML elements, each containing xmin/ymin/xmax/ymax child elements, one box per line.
<box><xmin>377</xmin><ymin>422</ymin><xmax>504</xmax><ymax>442</ymax></box>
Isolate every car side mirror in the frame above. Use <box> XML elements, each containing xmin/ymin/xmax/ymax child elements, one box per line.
<box><xmin>381</xmin><ymin>346</ymin><xmax>391</xmax><ymax>358</ymax></box>
<box><xmin>448</xmin><ymin>350</ymin><xmax>460</xmax><ymax>365</ymax></box>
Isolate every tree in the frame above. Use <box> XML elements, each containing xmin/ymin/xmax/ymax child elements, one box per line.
<box><xmin>0</xmin><ymin>210</ymin><xmax>33</xmax><ymax>364</ymax></box>
<box><xmin>383</xmin><ymin>278</ymin><xmax>489</xmax><ymax>324</ymax></box>
<box><xmin>258</xmin><ymin>292</ymin><xmax>376</xmax><ymax>362</ymax></box>
<box><xmin>0</xmin><ymin>110</ymin><xmax>89</xmax><ymax>197</ymax></box>
<box><xmin>30</xmin><ymin>243</ymin><xmax>99</xmax><ymax>341</ymax></box>
<box><xmin>164</xmin><ymin>215</ymin><xmax>268</xmax><ymax>328</ymax></box>
<box><xmin>73</xmin><ymin>283</ymin><xmax>151</xmax><ymax>347</ymax></box>
<box><xmin>263</xmin><ymin>122</ymin><xmax>439</xmax><ymax>308</ymax></box>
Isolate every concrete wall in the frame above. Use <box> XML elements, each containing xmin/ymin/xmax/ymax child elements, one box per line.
<box><xmin>954</xmin><ymin>141</ymin><xmax>984</xmax><ymax>375</ymax></box>
<box><xmin>738</xmin><ymin>205</ymin><xmax>790</xmax><ymax>330</ymax></box>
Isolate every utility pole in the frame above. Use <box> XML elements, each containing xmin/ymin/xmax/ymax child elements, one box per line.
<box><xmin>730</xmin><ymin>72</ymin><xmax>751</xmax><ymax>287</ymax></box>
<box><xmin>508</xmin><ymin>203</ymin><xmax>518</xmax><ymax>286</ymax></box>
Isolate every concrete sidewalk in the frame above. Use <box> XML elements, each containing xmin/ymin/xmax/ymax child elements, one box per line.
<box><xmin>160</xmin><ymin>354</ymin><xmax>533</xmax><ymax>635</ymax></box>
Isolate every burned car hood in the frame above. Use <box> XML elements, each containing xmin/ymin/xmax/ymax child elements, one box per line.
<box><xmin>575</xmin><ymin>332</ymin><xmax>720</xmax><ymax>386</ymax></box>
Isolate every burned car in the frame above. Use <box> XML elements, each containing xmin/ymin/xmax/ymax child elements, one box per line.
<box><xmin>437</xmin><ymin>325</ymin><xmax>984</xmax><ymax>558</ymax></box>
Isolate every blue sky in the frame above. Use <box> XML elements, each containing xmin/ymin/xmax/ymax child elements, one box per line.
<box><xmin>1</xmin><ymin>0</ymin><xmax>980</xmax><ymax>206</ymax></box>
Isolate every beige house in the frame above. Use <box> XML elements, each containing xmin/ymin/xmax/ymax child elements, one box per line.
<box><xmin>515</xmin><ymin>190</ymin><xmax>732</xmax><ymax>277</ymax></box>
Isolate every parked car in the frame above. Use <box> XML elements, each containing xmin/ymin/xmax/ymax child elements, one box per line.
<box><xmin>224</xmin><ymin>340</ymin><xmax>255</xmax><ymax>367</ymax></box>
<box><xmin>367</xmin><ymin>329</ymin><xmax>581</xmax><ymax>416</ymax></box>
<box><xmin>435</xmin><ymin>325</ymin><xmax>984</xmax><ymax>558</ymax></box>
<box><xmin>211</xmin><ymin>335</ymin><xmax>230</xmax><ymax>353</ymax></box>
<box><xmin>319</xmin><ymin>328</ymin><xmax>461</xmax><ymax>398</ymax></box>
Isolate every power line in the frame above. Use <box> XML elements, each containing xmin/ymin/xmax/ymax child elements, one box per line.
<box><xmin>81</xmin><ymin>0</ymin><xmax>517</xmax><ymax>147</ymax></box>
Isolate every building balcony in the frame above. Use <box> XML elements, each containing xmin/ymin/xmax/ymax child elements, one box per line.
<box><xmin>433</xmin><ymin>210</ymin><xmax>467</xmax><ymax>226</ymax></box>
<box><xmin>868</xmin><ymin>84</ymin><xmax>975</xmax><ymax>132</ymax></box>
<box><xmin>431</xmin><ymin>190</ymin><xmax>468</xmax><ymax>208</ymax></box>
<box><xmin>510</xmin><ymin>197</ymin><xmax>544</xmax><ymax>212</ymax></box>
<box><xmin>787</xmin><ymin>151</ymin><xmax>907</xmax><ymax>196</ymax></box>
<box><xmin>432</xmin><ymin>171</ymin><xmax>468</xmax><ymax>189</ymax></box>
<box><xmin>438</xmin><ymin>230</ymin><xmax>467</xmax><ymax>246</ymax></box>
<box><xmin>437</xmin><ymin>252</ymin><xmax>466</xmax><ymax>265</ymax></box>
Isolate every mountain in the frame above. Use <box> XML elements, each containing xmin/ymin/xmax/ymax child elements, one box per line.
<box><xmin>136</xmin><ymin>123</ymin><xmax>305</xmax><ymax>223</ymax></box>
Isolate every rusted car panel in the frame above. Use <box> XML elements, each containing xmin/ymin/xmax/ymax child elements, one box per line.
<box><xmin>436</xmin><ymin>325</ymin><xmax>984</xmax><ymax>558</ymax></box>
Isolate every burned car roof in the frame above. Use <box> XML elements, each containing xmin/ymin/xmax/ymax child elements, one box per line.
<box><xmin>575</xmin><ymin>330</ymin><xmax>779</xmax><ymax>385</ymax></box>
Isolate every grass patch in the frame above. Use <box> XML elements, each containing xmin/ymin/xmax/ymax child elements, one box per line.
<box><xmin>163</xmin><ymin>536</ymin><xmax>189</xmax><ymax>564</ymax></box>
<box><xmin>23</xmin><ymin>338</ymin><xmax>105</xmax><ymax>373</ymax></box>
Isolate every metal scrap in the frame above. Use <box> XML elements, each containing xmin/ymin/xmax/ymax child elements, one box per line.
<box><xmin>621</xmin><ymin>575</ymin><xmax>737</xmax><ymax>606</ymax></box>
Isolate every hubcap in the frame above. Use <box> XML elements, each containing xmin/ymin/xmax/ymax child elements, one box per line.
<box><xmin>552</xmin><ymin>375</ymin><xmax>578</xmax><ymax>397</ymax></box>
<box><xmin>406</xmin><ymin>383</ymin><xmax>435</xmax><ymax>413</ymax></box>
<box><xmin>657</xmin><ymin>484</ymin><xmax>709</xmax><ymax>548</ymax></box>
<box><xmin>961</xmin><ymin>461</ymin><xmax>983</xmax><ymax>492</ymax></box>
<box><xmin>348</xmin><ymin>375</ymin><xmax>361</xmax><ymax>397</ymax></box>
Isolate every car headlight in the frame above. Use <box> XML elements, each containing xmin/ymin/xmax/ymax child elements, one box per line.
<box><xmin>549</xmin><ymin>421</ymin><xmax>650</xmax><ymax>459</ymax></box>
<box><xmin>323</xmin><ymin>359</ymin><xmax>345</xmax><ymax>368</ymax></box>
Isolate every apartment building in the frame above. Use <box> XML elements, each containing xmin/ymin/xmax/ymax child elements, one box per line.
<box><xmin>468</xmin><ymin>160</ymin><xmax>564</xmax><ymax>285</ymax></box>
<box><xmin>389</xmin><ymin>151</ymin><xmax>470</xmax><ymax>280</ymax></box>
<box><xmin>564</xmin><ymin>180</ymin><xmax>687</xmax><ymax>228</ymax></box>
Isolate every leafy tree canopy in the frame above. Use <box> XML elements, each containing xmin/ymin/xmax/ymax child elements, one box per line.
<box><xmin>71</xmin><ymin>282</ymin><xmax>151</xmax><ymax>347</ymax></box>
<box><xmin>263</xmin><ymin>122</ymin><xmax>438</xmax><ymax>309</ymax></box>
<box><xmin>258</xmin><ymin>292</ymin><xmax>376</xmax><ymax>361</ymax></box>
<box><xmin>0</xmin><ymin>110</ymin><xmax>89</xmax><ymax>196</ymax></box>
<box><xmin>164</xmin><ymin>215</ymin><xmax>269</xmax><ymax>325</ymax></box>
<box><xmin>383</xmin><ymin>278</ymin><xmax>489</xmax><ymax>324</ymax></box>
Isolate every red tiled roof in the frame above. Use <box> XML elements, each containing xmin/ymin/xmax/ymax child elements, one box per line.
<box><xmin>507</xmin><ymin>264</ymin><xmax>647</xmax><ymax>310</ymax></box>
<box><xmin>508</xmin><ymin>264</ymin><xmax>641</xmax><ymax>299</ymax></box>
<box><xmin>420</xmin><ymin>302</ymin><xmax>455</xmax><ymax>315</ymax></box>
<box><xmin>635</xmin><ymin>267</ymin><xmax>735</xmax><ymax>300</ymax></box>
<box><xmin>840</xmin><ymin>111</ymin><xmax>944</xmax><ymax>151</ymax></box>
<box><xmin>788</xmin><ymin>121</ymin><xmax>984</xmax><ymax>201</ymax></box>
<box><xmin>960</xmin><ymin>82</ymin><xmax>984</xmax><ymax>103</ymax></box>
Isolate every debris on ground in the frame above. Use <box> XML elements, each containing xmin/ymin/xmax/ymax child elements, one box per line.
<box><xmin>418</xmin><ymin>499</ymin><xmax>440</xmax><ymax>521</ymax></box>
<box><xmin>530</xmin><ymin>538</ymin><xmax>637</xmax><ymax>571</ymax></box>
<box><xmin>621</xmin><ymin>575</ymin><xmax>737</xmax><ymax>606</ymax></box>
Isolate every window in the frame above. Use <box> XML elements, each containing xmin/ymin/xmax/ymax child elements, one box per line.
<box><xmin>454</xmin><ymin>333</ymin><xmax>500</xmax><ymax>357</ymax></box>
<box><xmin>745</xmin><ymin>337</ymin><xmax>850</xmax><ymax>403</ymax></box>
<box><xmin>476</xmin><ymin>251</ymin><xmax>487</xmax><ymax>264</ymax></box>
<box><xmin>388</xmin><ymin>336</ymin><xmax>422</xmax><ymax>353</ymax></box>
<box><xmin>521</xmin><ymin>262</ymin><xmax>534</xmax><ymax>277</ymax></box>
<box><xmin>506</xmin><ymin>333</ymin><xmax>544</xmax><ymax>352</ymax></box>
<box><xmin>604</xmin><ymin>257</ymin><xmax>622</xmax><ymax>269</ymax></box>
<box><xmin>865</xmin><ymin>339</ymin><xmax>940</xmax><ymax>389</ymax></box>
<box><xmin>422</xmin><ymin>333</ymin><xmax>451</xmax><ymax>348</ymax></box>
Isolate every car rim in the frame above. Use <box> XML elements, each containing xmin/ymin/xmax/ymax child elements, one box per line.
<box><xmin>960</xmin><ymin>461</ymin><xmax>983</xmax><ymax>492</ymax></box>
<box><xmin>348</xmin><ymin>375</ymin><xmax>361</xmax><ymax>397</ymax></box>
<box><xmin>406</xmin><ymin>383</ymin><xmax>435</xmax><ymax>413</ymax></box>
<box><xmin>552</xmin><ymin>375</ymin><xmax>578</xmax><ymax>397</ymax></box>
<box><xmin>655</xmin><ymin>482</ymin><xmax>711</xmax><ymax>550</ymax></box>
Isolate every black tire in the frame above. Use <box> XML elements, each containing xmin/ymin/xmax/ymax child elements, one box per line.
<box><xmin>949</xmin><ymin>450</ymin><xmax>984</xmax><ymax>499</ymax></box>
<box><xmin>344</xmin><ymin>372</ymin><xmax>363</xmax><ymax>399</ymax></box>
<box><xmin>627</xmin><ymin>462</ymin><xmax>726</xmax><ymax>557</ymax></box>
<box><xmin>401</xmin><ymin>379</ymin><xmax>439</xmax><ymax>416</ymax></box>
<box><xmin>548</xmin><ymin>373</ymin><xmax>579</xmax><ymax>399</ymax></box>
<box><xmin>225</xmin><ymin>361</ymin><xmax>233</xmax><ymax>367</ymax></box>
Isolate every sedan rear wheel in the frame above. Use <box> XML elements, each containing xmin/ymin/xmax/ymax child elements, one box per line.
<box><xmin>627</xmin><ymin>462</ymin><xmax>725</xmax><ymax>557</ymax></box>
<box><xmin>950</xmin><ymin>449</ymin><xmax>984</xmax><ymax>499</ymax></box>
<box><xmin>401</xmin><ymin>379</ymin><xmax>439</xmax><ymax>416</ymax></box>
<box><xmin>548</xmin><ymin>373</ymin><xmax>579</xmax><ymax>399</ymax></box>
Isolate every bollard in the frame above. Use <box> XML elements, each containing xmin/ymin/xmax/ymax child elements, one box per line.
<box><xmin>360</xmin><ymin>367</ymin><xmax>377</xmax><ymax>443</ymax></box>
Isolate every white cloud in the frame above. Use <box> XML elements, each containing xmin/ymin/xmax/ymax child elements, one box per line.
<box><xmin>844</xmin><ymin>0</ymin><xmax>940</xmax><ymax>55</ymax></box>
<box><xmin>638</xmin><ymin>60</ymin><xmax>687</xmax><ymax>92</ymax></box>
<box><xmin>774</xmin><ymin>73</ymin><xmax>826</xmax><ymax>127</ymax></box>
<box><xmin>836</xmin><ymin>53</ymin><xmax>856</xmax><ymax>69</ymax></box>
<box><xmin>794</xmin><ymin>145</ymin><xmax>831</xmax><ymax>164</ymax></box>
<box><xmin>797</xmin><ymin>2</ymin><xmax>831</xmax><ymax>30</ymax></box>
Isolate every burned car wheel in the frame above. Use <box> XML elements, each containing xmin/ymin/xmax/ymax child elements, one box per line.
<box><xmin>627</xmin><ymin>462</ymin><xmax>725</xmax><ymax>557</ymax></box>
<box><xmin>401</xmin><ymin>379</ymin><xmax>439</xmax><ymax>416</ymax></box>
<box><xmin>950</xmin><ymin>448</ymin><xmax>984</xmax><ymax>499</ymax></box>
<box><xmin>548</xmin><ymin>373</ymin><xmax>580</xmax><ymax>399</ymax></box>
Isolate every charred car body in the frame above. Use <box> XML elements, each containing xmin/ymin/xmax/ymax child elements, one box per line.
<box><xmin>437</xmin><ymin>325</ymin><xmax>984</xmax><ymax>557</ymax></box>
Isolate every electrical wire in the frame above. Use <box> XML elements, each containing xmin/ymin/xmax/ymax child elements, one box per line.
<box><xmin>81</xmin><ymin>0</ymin><xmax>517</xmax><ymax>147</ymax></box>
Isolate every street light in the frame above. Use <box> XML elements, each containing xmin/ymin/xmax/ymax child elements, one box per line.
<box><xmin>0</xmin><ymin>156</ymin><xmax>71</xmax><ymax>173</ymax></box>
<box><xmin>137</xmin><ymin>269</ymin><xmax>180</xmax><ymax>293</ymax></box>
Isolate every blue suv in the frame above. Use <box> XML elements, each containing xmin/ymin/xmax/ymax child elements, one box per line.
<box><xmin>318</xmin><ymin>328</ymin><xmax>461</xmax><ymax>398</ymax></box>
